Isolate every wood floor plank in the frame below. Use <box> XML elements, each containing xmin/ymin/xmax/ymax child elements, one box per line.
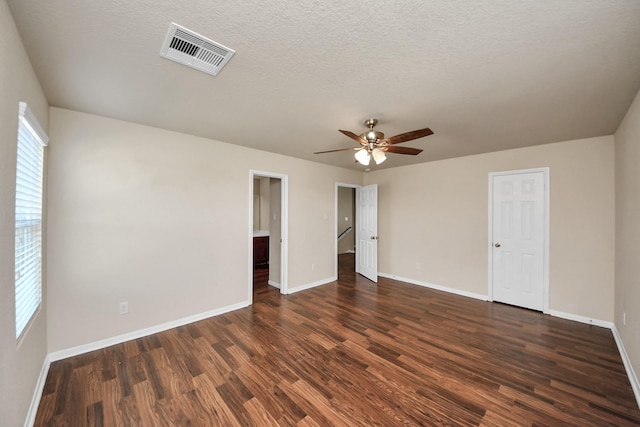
<box><xmin>130</xmin><ymin>381</ymin><xmax>165</xmax><ymax>426</ymax></box>
<box><xmin>280</xmin><ymin>378</ymin><xmax>351</xmax><ymax>426</ymax></box>
<box><xmin>34</xmin><ymin>254</ymin><xmax>640</xmax><ymax>426</ymax></box>
<box><xmin>243</xmin><ymin>397</ymin><xmax>281</xmax><ymax>427</ymax></box>
<box><xmin>190</xmin><ymin>374</ymin><xmax>243</xmax><ymax>427</ymax></box>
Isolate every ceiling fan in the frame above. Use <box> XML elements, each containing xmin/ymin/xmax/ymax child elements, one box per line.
<box><xmin>314</xmin><ymin>119</ymin><xmax>434</xmax><ymax>166</ymax></box>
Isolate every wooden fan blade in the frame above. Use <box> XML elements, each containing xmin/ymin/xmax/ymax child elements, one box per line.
<box><xmin>382</xmin><ymin>146</ymin><xmax>423</xmax><ymax>155</ymax></box>
<box><xmin>314</xmin><ymin>147</ymin><xmax>359</xmax><ymax>154</ymax></box>
<box><xmin>339</xmin><ymin>130</ymin><xmax>368</xmax><ymax>146</ymax></box>
<box><xmin>380</xmin><ymin>128</ymin><xmax>433</xmax><ymax>145</ymax></box>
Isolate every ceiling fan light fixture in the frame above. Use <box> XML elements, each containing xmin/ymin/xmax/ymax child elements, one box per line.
<box><xmin>355</xmin><ymin>148</ymin><xmax>370</xmax><ymax>165</ymax></box>
<box><xmin>372</xmin><ymin>148</ymin><xmax>386</xmax><ymax>164</ymax></box>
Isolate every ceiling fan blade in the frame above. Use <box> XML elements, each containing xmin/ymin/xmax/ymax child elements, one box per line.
<box><xmin>314</xmin><ymin>147</ymin><xmax>360</xmax><ymax>154</ymax></box>
<box><xmin>339</xmin><ymin>129</ymin><xmax>368</xmax><ymax>146</ymax></box>
<box><xmin>381</xmin><ymin>128</ymin><xmax>433</xmax><ymax>145</ymax></box>
<box><xmin>382</xmin><ymin>146</ymin><xmax>423</xmax><ymax>155</ymax></box>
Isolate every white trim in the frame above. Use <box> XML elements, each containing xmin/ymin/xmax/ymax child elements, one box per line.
<box><xmin>24</xmin><ymin>354</ymin><xmax>51</xmax><ymax>427</ymax></box>
<box><xmin>335</xmin><ymin>183</ymin><xmax>360</xmax><ymax>279</ymax></box>
<box><xmin>48</xmin><ymin>301</ymin><xmax>249</xmax><ymax>362</ymax></box>
<box><xmin>611</xmin><ymin>324</ymin><xmax>640</xmax><ymax>409</ymax></box>
<box><xmin>286</xmin><ymin>277</ymin><xmax>336</xmax><ymax>295</ymax></box>
<box><xmin>488</xmin><ymin>167</ymin><xmax>550</xmax><ymax>313</ymax></box>
<box><xmin>249</xmin><ymin>170</ymin><xmax>289</xmax><ymax>301</ymax></box>
<box><xmin>378</xmin><ymin>273</ymin><xmax>488</xmax><ymax>301</ymax></box>
<box><xmin>18</xmin><ymin>102</ymin><xmax>48</xmax><ymax>145</ymax></box>
<box><xmin>267</xmin><ymin>280</ymin><xmax>281</xmax><ymax>289</ymax></box>
<box><xmin>547</xmin><ymin>309</ymin><xmax>613</xmax><ymax>329</ymax></box>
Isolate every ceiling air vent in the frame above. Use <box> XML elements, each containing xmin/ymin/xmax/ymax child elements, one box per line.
<box><xmin>160</xmin><ymin>23</ymin><xmax>235</xmax><ymax>76</ymax></box>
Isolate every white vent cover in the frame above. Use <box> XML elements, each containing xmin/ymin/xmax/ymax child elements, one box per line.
<box><xmin>160</xmin><ymin>23</ymin><xmax>235</xmax><ymax>76</ymax></box>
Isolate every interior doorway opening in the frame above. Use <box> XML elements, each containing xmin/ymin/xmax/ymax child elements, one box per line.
<box><xmin>336</xmin><ymin>183</ymin><xmax>357</xmax><ymax>278</ymax></box>
<box><xmin>250</xmin><ymin>171</ymin><xmax>288</xmax><ymax>302</ymax></box>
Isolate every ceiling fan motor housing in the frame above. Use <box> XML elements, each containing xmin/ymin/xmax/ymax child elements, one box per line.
<box><xmin>360</xmin><ymin>130</ymin><xmax>384</xmax><ymax>144</ymax></box>
<box><xmin>361</xmin><ymin>118</ymin><xmax>384</xmax><ymax>144</ymax></box>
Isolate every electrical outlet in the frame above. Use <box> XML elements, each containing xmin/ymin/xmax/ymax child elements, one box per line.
<box><xmin>416</xmin><ymin>262</ymin><xmax>421</xmax><ymax>270</ymax></box>
<box><xmin>311</xmin><ymin>263</ymin><xmax>315</xmax><ymax>271</ymax></box>
<box><xmin>119</xmin><ymin>302</ymin><xmax>129</xmax><ymax>315</ymax></box>
<box><xmin>623</xmin><ymin>311</ymin><xmax>626</xmax><ymax>326</ymax></box>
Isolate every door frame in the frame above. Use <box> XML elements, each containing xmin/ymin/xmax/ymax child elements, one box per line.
<box><xmin>249</xmin><ymin>170</ymin><xmax>289</xmax><ymax>301</ymax></box>
<box><xmin>335</xmin><ymin>183</ymin><xmax>360</xmax><ymax>278</ymax></box>
<box><xmin>487</xmin><ymin>167</ymin><xmax>550</xmax><ymax>313</ymax></box>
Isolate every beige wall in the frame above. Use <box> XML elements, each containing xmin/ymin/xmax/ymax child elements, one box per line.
<box><xmin>615</xmin><ymin>88</ymin><xmax>640</xmax><ymax>389</ymax></box>
<box><xmin>46</xmin><ymin>107</ymin><xmax>362</xmax><ymax>352</ymax></box>
<box><xmin>365</xmin><ymin>136</ymin><xmax>615</xmax><ymax>321</ymax></box>
<box><xmin>337</xmin><ymin>187</ymin><xmax>355</xmax><ymax>254</ymax></box>
<box><xmin>0</xmin><ymin>1</ymin><xmax>50</xmax><ymax>425</ymax></box>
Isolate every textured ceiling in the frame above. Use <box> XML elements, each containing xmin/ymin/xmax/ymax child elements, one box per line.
<box><xmin>7</xmin><ymin>0</ymin><xmax>640</xmax><ymax>170</ymax></box>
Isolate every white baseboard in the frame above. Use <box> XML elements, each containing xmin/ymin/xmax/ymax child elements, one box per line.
<box><xmin>267</xmin><ymin>280</ymin><xmax>281</xmax><ymax>289</ymax></box>
<box><xmin>378</xmin><ymin>273</ymin><xmax>488</xmax><ymax>301</ymax></box>
<box><xmin>547</xmin><ymin>309</ymin><xmax>613</xmax><ymax>329</ymax></box>
<box><xmin>611</xmin><ymin>324</ymin><xmax>640</xmax><ymax>409</ymax></box>
<box><xmin>48</xmin><ymin>300</ymin><xmax>250</xmax><ymax>362</ymax></box>
<box><xmin>287</xmin><ymin>276</ymin><xmax>336</xmax><ymax>295</ymax></box>
<box><xmin>24</xmin><ymin>354</ymin><xmax>52</xmax><ymax>427</ymax></box>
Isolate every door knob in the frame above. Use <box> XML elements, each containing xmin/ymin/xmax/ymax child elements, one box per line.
<box><xmin>494</xmin><ymin>243</ymin><xmax>501</xmax><ymax>247</ymax></box>
<box><xmin>371</xmin><ymin>236</ymin><xmax>378</xmax><ymax>240</ymax></box>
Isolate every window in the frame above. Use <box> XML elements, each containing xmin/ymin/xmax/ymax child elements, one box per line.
<box><xmin>15</xmin><ymin>102</ymin><xmax>48</xmax><ymax>340</ymax></box>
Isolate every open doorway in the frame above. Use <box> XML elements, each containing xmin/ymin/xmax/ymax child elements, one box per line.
<box><xmin>249</xmin><ymin>171</ymin><xmax>288</xmax><ymax>302</ymax></box>
<box><xmin>336</xmin><ymin>183</ymin><xmax>357</xmax><ymax>279</ymax></box>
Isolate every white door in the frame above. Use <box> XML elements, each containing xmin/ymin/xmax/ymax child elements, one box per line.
<box><xmin>356</xmin><ymin>184</ymin><xmax>378</xmax><ymax>283</ymax></box>
<box><xmin>490</xmin><ymin>170</ymin><xmax>547</xmax><ymax>311</ymax></box>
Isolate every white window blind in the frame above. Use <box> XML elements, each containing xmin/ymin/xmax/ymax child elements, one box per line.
<box><xmin>15</xmin><ymin>102</ymin><xmax>48</xmax><ymax>340</ymax></box>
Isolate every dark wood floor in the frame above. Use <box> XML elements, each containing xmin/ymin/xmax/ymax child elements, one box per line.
<box><xmin>253</xmin><ymin>263</ymin><xmax>275</xmax><ymax>300</ymax></box>
<box><xmin>35</xmin><ymin>254</ymin><xmax>640</xmax><ymax>426</ymax></box>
